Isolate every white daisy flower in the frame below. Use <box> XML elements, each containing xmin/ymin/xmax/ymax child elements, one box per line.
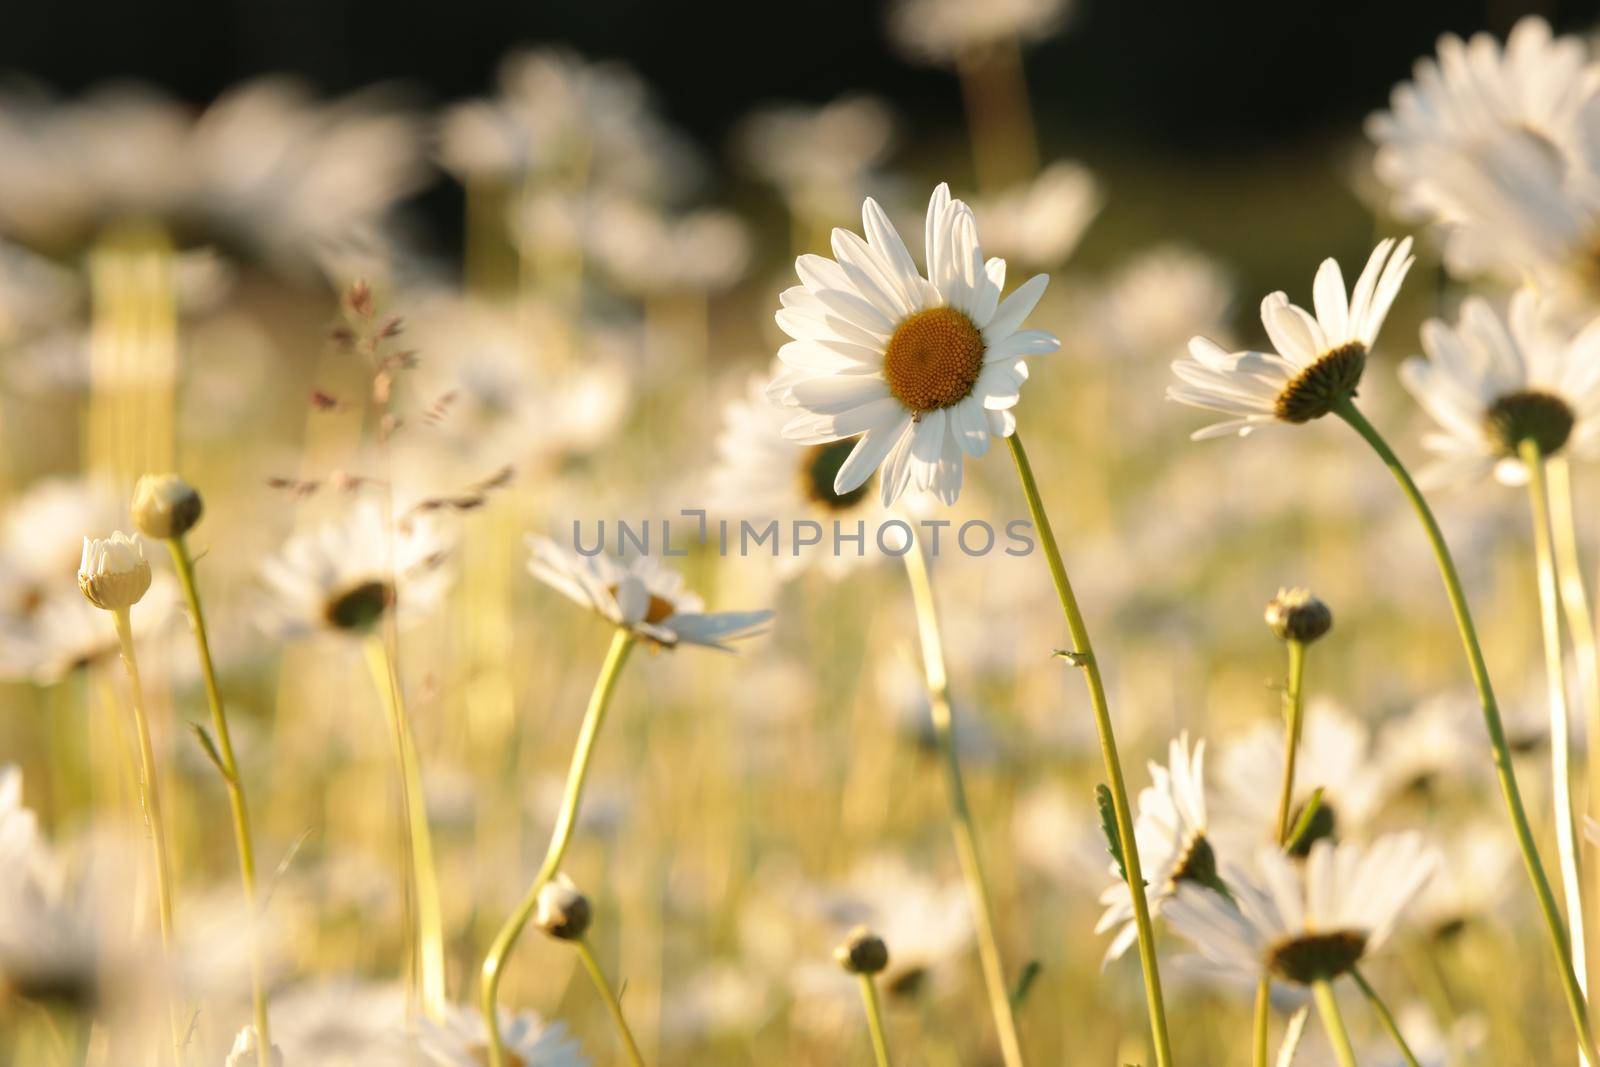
<box><xmin>887</xmin><ymin>0</ymin><xmax>1071</xmax><ymax>64</ymax></box>
<box><xmin>1164</xmin><ymin>833</ymin><xmax>1437</xmax><ymax>989</ymax></box>
<box><xmin>732</xmin><ymin>95</ymin><xmax>896</xmax><ymax>224</ymax></box>
<box><xmin>417</xmin><ymin>1004</ymin><xmax>588</xmax><ymax>1067</ymax></box>
<box><xmin>972</xmin><ymin>160</ymin><xmax>1101</xmax><ymax>270</ymax></box>
<box><xmin>225</xmin><ymin>1026</ymin><xmax>283</xmax><ymax>1067</ymax></box>
<box><xmin>1400</xmin><ymin>287</ymin><xmax>1600</xmax><ymax>487</ymax></box>
<box><xmin>257</xmin><ymin>499</ymin><xmax>454</xmax><ymax>638</ymax></box>
<box><xmin>587</xmin><ymin>198</ymin><xmax>750</xmax><ymax>296</ymax></box>
<box><xmin>770</xmin><ymin>182</ymin><xmax>1059</xmax><ymax>506</ymax></box>
<box><xmin>1168</xmin><ymin>238</ymin><xmax>1415</xmax><ymax>439</ymax></box>
<box><xmin>709</xmin><ymin>370</ymin><xmax>889</xmax><ymax>579</ymax></box>
<box><xmin>1097</xmin><ymin>732</ymin><xmax>1219</xmax><ymax>964</ymax></box>
<box><xmin>7</xmin><ymin>572</ymin><xmax>180</xmax><ymax>684</ymax></box>
<box><xmin>527</xmin><ymin>536</ymin><xmax>773</xmax><ymax>650</ymax></box>
<box><xmin>265</xmin><ymin>979</ymin><xmax>411</xmax><ymax>1064</ymax></box>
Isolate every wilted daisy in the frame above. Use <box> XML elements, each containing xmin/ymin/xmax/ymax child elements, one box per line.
<box><xmin>972</xmin><ymin>160</ymin><xmax>1100</xmax><ymax>269</ymax></box>
<box><xmin>1165</xmin><ymin>833</ymin><xmax>1436</xmax><ymax>989</ymax></box>
<box><xmin>770</xmin><ymin>183</ymin><xmax>1059</xmax><ymax>505</ymax></box>
<box><xmin>1399</xmin><ymin>288</ymin><xmax>1600</xmax><ymax>486</ymax></box>
<box><xmin>417</xmin><ymin>1004</ymin><xmax>587</xmax><ymax>1067</ymax></box>
<box><xmin>1169</xmin><ymin>237</ymin><xmax>1415</xmax><ymax>438</ymax></box>
<box><xmin>709</xmin><ymin>371</ymin><xmax>888</xmax><ymax>578</ymax></box>
<box><xmin>527</xmin><ymin>536</ymin><xmax>772</xmax><ymax>649</ymax></box>
<box><xmin>1097</xmin><ymin>733</ymin><xmax>1220</xmax><ymax>964</ymax></box>
<box><xmin>258</xmin><ymin>499</ymin><xmax>454</xmax><ymax>638</ymax></box>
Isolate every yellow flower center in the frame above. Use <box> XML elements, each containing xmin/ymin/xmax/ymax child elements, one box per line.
<box><xmin>606</xmin><ymin>583</ymin><xmax>677</xmax><ymax>625</ymax></box>
<box><xmin>883</xmin><ymin>307</ymin><xmax>986</xmax><ymax>413</ymax></box>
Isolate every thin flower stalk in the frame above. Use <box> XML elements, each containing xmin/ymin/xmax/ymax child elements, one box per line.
<box><xmin>901</xmin><ymin>528</ymin><xmax>1027</xmax><ymax>1067</ymax></box>
<box><xmin>1312</xmin><ymin>981</ymin><xmax>1359</xmax><ymax>1067</ymax></box>
<box><xmin>361</xmin><ymin>634</ymin><xmax>448</xmax><ymax>1021</ymax></box>
<box><xmin>1352</xmin><ymin>969</ymin><xmax>1421</xmax><ymax>1067</ymax></box>
<box><xmin>110</xmin><ymin>607</ymin><xmax>183</xmax><ymax>1066</ymax></box>
<box><xmin>165</xmin><ymin>534</ymin><xmax>272</xmax><ymax>1067</ymax></box>
<box><xmin>1522</xmin><ymin>439</ymin><xmax>1591</xmax><ymax>1046</ymax></box>
<box><xmin>1256</xmin><ymin>633</ymin><xmax>1310</xmax><ymax>1067</ymax></box>
<box><xmin>1549</xmin><ymin>456</ymin><xmax>1600</xmax><ymax>912</ymax></box>
<box><xmin>856</xmin><ymin>974</ymin><xmax>893</xmax><ymax>1067</ymax></box>
<box><xmin>1333</xmin><ymin>395</ymin><xmax>1598</xmax><ymax>1061</ymax></box>
<box><xmin>574</xmin><ymin>936</ymin><xmax>647</xmax><ymax>1067</ymax></box>
<box><xmin>1006</xmin><ymin>430</ymin><xmax>1173</xmax><ymax>1067</ymax></box>
<box><xmin>480</xmin><ymin>627</ymin><xmax>636</xmax><ymax>1067</ymax></box>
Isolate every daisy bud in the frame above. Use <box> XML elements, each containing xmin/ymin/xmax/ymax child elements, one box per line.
<box><xmin>834</xmin><ymin>925</ymin><xmax>889</xmax><ymax>976</ymax></box>
<box><xmin>534</xmin><ymin>873</ymin><xmax>592</xmax><ymax>941</ymax></box>
<box><xmin>1264</xmin><ymin>588</ymin><xmax>1332</xmax><ymax>644</ymax></box>
<box><xmin>78</xmin><ymin>532</ymin><xmax>152</xmax><ymax>612</ymax></box>
<box><xmin>131</xmin><ymin>474</ymin><xmax>204</xmax><ymax>540</ymax></box>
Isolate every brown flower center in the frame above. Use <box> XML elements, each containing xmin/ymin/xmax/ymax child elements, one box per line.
<box><xmin>1167</xmin><ymin>833</ymin><xmax>1219</xmax><ymax>892</ymax></box>
<box><xmin>799</xmin><ymin>440</ymin><xmax>872</xmax><ymax>510</ymax></box>
<box><xmin>1265</xmin><ymin>929</ymin><xmax>1368</xmax><ymax>984</ymax></box>
<box><xmin>883</xmin><ymin>307</ymin><xmax>986</xmax><ymax>413</ymax></box>
<box><xmin>1274</xmin><ymin>341</ymin><xmax>1367</xmax><ymax>423</ymax></box>
<box><xmin>322</xmin><ymin>579</ymin><xmax>395</xmax><ymax>632</ymax></box>
<box><xmin>606</xmin><ymin>583</ymin><xmax>676</xmax><ymax>625</ymax></box>
<box><xmin>1483</xmin><ymin>389</ymin><xmax>1575</xmax><ymax>457</ymax></box>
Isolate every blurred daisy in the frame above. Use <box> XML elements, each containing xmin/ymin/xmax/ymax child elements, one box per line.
<box><xmin>267</xmin><ymin>979</ymin><xmax>410</xmax><ymax>1064</ymax></box>
<box><xmin>733</xmin><ymin>95</ymin><xmax>896</xmax><ymax>224</ymax></box>
<box><xmin>1367</xmin><ymin>18</ymin><xmax>1600</xmax><ymax>297</ymax></box>
<box><xmin>770</xmin><ymin>183</ymin><xmax>1058</xmax><ymax>505</ymax></box>
<box><xmin>1169</xmin><ymin>237</ymin><xmax>1415</xmax><ymax>438</ymax></box>
<box><xmin>587</xmin><ymin>198</ymin><xmax>751</xmax><ymax>296</ymax></box>
<box><xmin>973</xmin><ymin>160</ymin><xmax>1100</xmax><ymax>269</ymax></box>
<box><xmin>417</xmin><ymin>1004</ymin><xmax>587</xmax><ymax>1067</ymax></box>
<box><xmin>225</xmin><ymin>1026</ymin><xmax>283</xmax><ymax>1067</ymax></box>
<box><xmin>1165</xmin><ymin>834</ymin><xmax>1436</xmax><ymax>989</ymax></box>
<box><xmin>709</xmin><ymin>371</ymin><xmax>888</xmax><ymax>579</ymax></box>
<box><xmin>1400</xmin><ymin>288</ymin><xmax>1600</xmax><ymax>487</ymax></box>
<box><xmin>888</xmin><ymin>0</ymin><xmax>1071</xmax><ymax>64</ymax></box>
<box><xmin>257</xmin><ymin>499</ymin><xmax>454</xmax><ymax>638</ymax></box>
<box><xmin>527</xmin><ymin>536</ymin><xmax>773</xmax><ymax>650</ymax></box>
<box><xmin>1097</xmin><ymin>733</ymin><xmax>1219</xmax><ymax>964</ymax></box>
<box><xmin>7</xmin><ymin>571</ymin><xmax>180</xmax><ymax>684</ymax></box>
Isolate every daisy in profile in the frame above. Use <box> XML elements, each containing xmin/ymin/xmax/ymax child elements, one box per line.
<box><xmin>770</xmin><ymin>183</ymin><xmax>1058</xmax><ymax>505</ymax></box>
<box><xmin>417</xmin><ymin>1004</ymin><xmax>587</xmax><ymax>1067</ymax></box>
<box><xmin>1168</xmin><ymin>237</ymin><xmax>1415</xmax><ymax>439</ymax></box>
<box><xmin>1164</xmin><ymin>833</ymin><xmax>1437</xmax><ymax>991</ymax></box>
<box><xmin>1399</xmin><ymin>288</ymin><xmax>1600</xmax><ymax>487</ymax></box>
<box><xmin>1097</xmin><ymin>733</ymin><xmax>1222</xmax><ymax>964</ymax></box>
<box><xmin>528</xmin><ymin>536</ymin><xmax>773</xmax><ymax>650</ymax></box>
<box><xmin>709</xmin><ymin>370</ymin><xmax>887</xmax><ymax>578</ymax></box>
<box><xmin>257</xmin><ymin>498</ymin><xmax>454</xmax><ymax>638</ymax></box>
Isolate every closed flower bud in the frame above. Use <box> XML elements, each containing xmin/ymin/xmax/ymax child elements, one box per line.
<box><xmin>834</xmin><ymin>925</ymin><xmax>889</xmax><ymax>975</ymax></box>
<box><xmin>131</xmin><ymin>474</ymin><xmax>203</xmax><ymax>539</ymax></box>
<box><xmin>535</xmin><ymin>873</ymin><xmax>592</xmax><ymax>941</ymax></box>
<box><xmin>1264</xmin><ymin>587</ymin><xmax>1332</xmax><ymax>644</ymax></box>
<box><xmin>78</xmin><ymin>532</ymin><xmax>152</xmax><ymax>611</ymax></box>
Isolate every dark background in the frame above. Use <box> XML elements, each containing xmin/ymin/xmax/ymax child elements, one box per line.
<box><xmin>1</xmin><ymin>0</ymin><xmax>1587</xmax><ymax>154</ymax></box>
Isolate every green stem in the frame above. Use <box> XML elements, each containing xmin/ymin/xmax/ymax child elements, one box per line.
<box><xmin>1351</xmin><ymin>969</ymin><xmax>1420</xmax><ymax>1067</ymax></box>
<box><xmin>166</xmin><ymin>536</ymin><xmax>271</xmax><ymax>1067</ymax></box>
<box><xmin>1005</xmin><ymin>431</ymin><xmax>1173</xmax><ymax>1067</ymax></box>
<box><xmin>1334</xmin><ymin>398</ymin><xmax>1596</xmax><ymax>1060</ymax></box>
<box><xmin>901</xmin><ymin>532</ymin><xmax>1027</xmax><ymax>1067</ymax></box>
<box><xmin>857</xmin><ymin>974</ymin><xmax>893</xmax><ymax>1067</ymax></box>
<box><xmin>1524</xmin><ymin>441</ymin><xmax>1591</xmax><ymax>1033</ymax></box>
<box><xmin>111</xmin><ymin>608</ymin><xmax>183</xmax><ymax>1066</ymax></box>
<box><xmin>1252</xmin><ymin>980</ymin><xmax>1271</xmax><ymax>1067</ymax></box>
<box><xmin>362</xmin><ymin>635</ymin><xmax>447</xmax><ymax>1021</ymax></box>
<box><xmin>1312</xmin><ymin>980</ymin><xmax>1359</xmax><ymax>1067</ymax></box>
<box><xmin>575</xmin><ymin>936</ymin><xmax>647</xmax><ymax>1067</ymax></box>
<box><xmin>480</xmin><ymin>627</ymin><xmax>635</xmax><ymax>1067</ymax></box>
<box><xmin>1272</xmin><ymin>640</ymin><xmax>1308</xmax><ymax>844</ymax></box>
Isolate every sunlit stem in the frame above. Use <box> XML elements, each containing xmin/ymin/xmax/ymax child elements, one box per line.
<box><xmin>856</xmin><ymin>973</ymin><xmax>893</xmax><ymax>1067</ymax></box>
<box><xmin>1523</xmin><ymin>440</ymin><xmax>1591</xmax><ymax>1066</ymax></box>
<box><xmin>574</xmin><ymin>936</ymin><xmax>647</xmax><ymax>1067</ymax></box>
<box><xmin>1254</xmin><ymin>635</ymin><xmax>1310</xmax><ymax>1065</ymax></box>
<box><xmin>361</xmin><ymin>634</ymin><xmax>448</xmax><ymax>1022</ymax></box>
<box><xmin>1334</xmin><ymin>397</ymin><xmax>1596</xmax><ymax>1061</ymax></box>
<box><xmin>1005</xmin><ymin>431</ymin><xmax>1173</xmax><ymax>1067</ymax></box>
<box><xmin>165</xmin><ymin>535</ymin><xmax>272</xmax><ymax>1067</ymax></box>
<box><xmin>1312</xmin><ymin>981</ymin><xmax>1359</xmax><ymax>1067</ymax></box>
<box><xmin>110</xmin><ymin>607</ymin><xmax>183</xmax><ymax>1066</ymax></box>
<box><xmin>954</xmin><ymin>38</ymin><xmax>1040</xmax><ymax>192</ymax></box>
<box><xmin>901</xmin><ymin>529</ymin><xmax>1027</xmax><ymax>1067</ymax></box>
<box><xmin>1352</xmin><ymin>969</ymin><xmax>1421</xmax><ymax>1067</ymax></box>
<box><xmin>480</xmin><ymin>627</ymin><xmax>635</xmax><ymax>1067</ymax></box>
